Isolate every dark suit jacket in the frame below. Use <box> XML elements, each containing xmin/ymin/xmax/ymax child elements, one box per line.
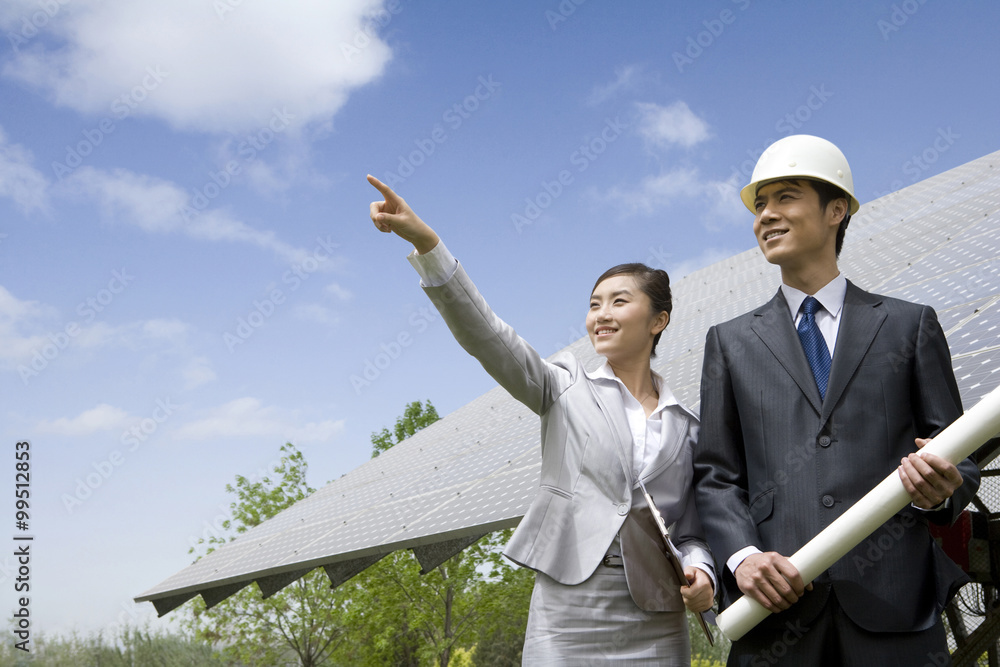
<box><xmin>694</xmin><ymin>281</ymin><xmax>980</xmax><ymax>633</ymax></box>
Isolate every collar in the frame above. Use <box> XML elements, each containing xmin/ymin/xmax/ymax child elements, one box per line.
<box><xmin>780</xmin><ymin>273</ymin><xmax>847</xmax><ymax>319</ymax></box>
<box><xmin>585</xmin><ymin>360</ymin><xmax>685</xmax><ymax>416</ymax></box>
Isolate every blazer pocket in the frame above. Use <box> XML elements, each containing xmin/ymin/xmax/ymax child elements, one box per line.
<box><xmin>750</xmin><ymin>487</ymin><xmax>775</xmax><ymax>525</ymax></box>
<box><xmin>540</xmin><ymin>484</ymin><xmax>573</xmax><ymax>500</ymax></box>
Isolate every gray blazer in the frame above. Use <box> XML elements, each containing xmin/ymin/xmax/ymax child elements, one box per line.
<box><xmin>423</xmin><ymin>262</ymin><xmax>713</xmax><ymax>612</ymax></box>
<box><xmin>694</xmin><ymin>281</ymin><xmax>980</xmax><ymax>632</ymax></box>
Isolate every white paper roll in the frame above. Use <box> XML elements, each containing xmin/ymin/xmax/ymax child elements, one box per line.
<box><xmin>716</xmin><ymin>384</ymin><xmax>1000</xmax><ymax>641</ymax></box>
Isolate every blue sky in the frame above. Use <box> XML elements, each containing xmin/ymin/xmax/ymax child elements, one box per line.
<box><xmin>1</xmin><ymin>0</ymin><xmax>998</xmax><ymax>637</ymax></box>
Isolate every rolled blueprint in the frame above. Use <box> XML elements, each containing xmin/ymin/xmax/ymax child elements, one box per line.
<box><xmin>716</xmin><ymin>384</ymin><xmax>1000</xmax><ymax>641</ymax></box>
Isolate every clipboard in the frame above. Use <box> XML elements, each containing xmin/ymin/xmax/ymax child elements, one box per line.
<box><xmin>638</xmin><ymin>479</ymin><xmax>715</xmax><ymax>646</ymax></box>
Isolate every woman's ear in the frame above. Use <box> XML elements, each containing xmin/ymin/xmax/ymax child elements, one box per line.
<box><xmin>652</xmin><ymin>311</ymin><xmax>669</xmax><ymax>335</ymax></box>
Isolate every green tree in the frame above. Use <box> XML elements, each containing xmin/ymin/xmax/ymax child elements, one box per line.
<box><xmin>182</xmin><ymin>399</ymin><xmax>534</xmax><ymax>667</ymax></box>
<box><xmin>184</xmin><ymin>443</ymin><xmax>349</xmax><ymax>666</ymax></box>
<box><xmin>371</xmin><ymin>399</ymin><xmax>440</xmax><ymax>457</ymax></box>
<box><xmin>349</xmin><ymin>399</ymin><xmax>532</xmax><ymax>667</ymax></box>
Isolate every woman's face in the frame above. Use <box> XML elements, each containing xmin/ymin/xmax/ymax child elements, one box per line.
<box><xmin>586</xmin><ymin>274</ymin><xmax>667</xmax><ymax>363</ymax></box>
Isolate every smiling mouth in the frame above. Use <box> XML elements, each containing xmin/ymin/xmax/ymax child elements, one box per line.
<box><xmin>595</xmin><ymin>328</ymin><xmax>617</xmax><ymax>336</ymax></box>
<box><xmin>764</xmin><ymin>230</ymin><xmax>788</xmax><ymax>241</ymax></box>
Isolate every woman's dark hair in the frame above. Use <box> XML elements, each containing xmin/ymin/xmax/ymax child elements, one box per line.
<box><xmin>591</xmin><ymin>263</ymin><xmax>672</xmax><ymax>357</ymax></box>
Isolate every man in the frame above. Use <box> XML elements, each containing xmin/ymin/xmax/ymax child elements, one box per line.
<box><xmin>693</xmin><ymin>134</ymin><xmax>980</xmax><ymax>665</ymax></box>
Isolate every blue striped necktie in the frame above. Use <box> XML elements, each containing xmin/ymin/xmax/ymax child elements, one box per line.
<box><xmin>797</xmin><ymin>296</ymin><xmax>831</xmax><ymax>399</ymax></box>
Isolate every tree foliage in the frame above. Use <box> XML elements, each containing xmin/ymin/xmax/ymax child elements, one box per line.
<box><xmin>183</xmin><ymin>399</ymin><xmax>533</xmax><ymax>666</ymax></box>
<box><xmin>358</xmin><ymin>400</ymin><xmax>533</xmax><ymax>666</ymax></box>
<box><xmin>371</xmin><ymin>399</ymin><xmax>440</xmax><ymax>457</ymax></box>
<box><xmin>184</xmin><ymin>443</ymin><xmax>349</xmax><ymax>666</ymax></box>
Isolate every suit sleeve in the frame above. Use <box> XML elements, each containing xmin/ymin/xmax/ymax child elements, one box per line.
<box><xmin>421</xmin><ymin>262</ymin><xmax>572</xmax><ymax>416</ymax></box>
<box><xmin>670</xmin><ymin>420</ymin><xmax>717</xmax><ymax>589</ymax></box>
<box><xmin>693</xmin><ymin>325</ymin><xmax>762</xmax><ymax>587</ymax></box>
<box><xmin>911</xmin><ymin>305</ymin><xmax>980</xmax><ymax>524</ymax></box>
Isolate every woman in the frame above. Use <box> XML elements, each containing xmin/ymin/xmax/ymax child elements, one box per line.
<box><xmin>368</xmin><ymin>175</ymin><xmax>714</xmax><ymax>665</ymax></box>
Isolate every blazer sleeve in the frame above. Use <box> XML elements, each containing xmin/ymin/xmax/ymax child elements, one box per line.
<box><xmin>693</xmin><ymin>324</ymin><xmax>760</xmax><ymax>577</ymax></box>
<box><xmin>910</xmin><ymin>305</ymin><xmax>981</xmax><ymax>524</ymax></box>
<box><xmin>421</xmin><ymin>262</ymin><xmax>573</xmax><ymax>416</ymax></box>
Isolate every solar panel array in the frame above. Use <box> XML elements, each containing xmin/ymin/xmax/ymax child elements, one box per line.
<box><xmin>136</xmin><ymin>150</ymin><xmax>1000</xmax><ymax>616</ymax></box>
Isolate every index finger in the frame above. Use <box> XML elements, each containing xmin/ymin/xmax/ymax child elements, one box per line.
<box><xmin>366</xmin><ymin>174</ymin><xmax>400</xmax><ymax>202</ymax></box>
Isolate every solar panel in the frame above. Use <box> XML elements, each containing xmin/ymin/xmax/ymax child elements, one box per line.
<box><xmin>136</xmin><ymin>151</ymin><xmax>1000</xmax><ymax>617</ymax></box>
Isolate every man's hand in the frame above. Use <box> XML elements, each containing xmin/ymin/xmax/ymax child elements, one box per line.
<box><xmin>367</xmin><ymin>175</ymin><xmax>440</xmax><ymax>255</ymax></box>
<box><xmin>681</xmin><ymin>566</ymin><xmax>714</xmax><ymax>613</ymax></box>
<box><xmin>899</xmin><ymin>437</ymin><xmax>963</xmax><ymax>509</ymax></box>
<box><xmin>734</xmin><ymin>552</ymin><xmax>811</xmax><ymax>613</ymax></box>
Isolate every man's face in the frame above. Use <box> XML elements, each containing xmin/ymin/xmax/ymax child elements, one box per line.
<box><xmin>752</xmin><ymin>180</ymin><xmax>843</xmax><ymax>269</ymax></box>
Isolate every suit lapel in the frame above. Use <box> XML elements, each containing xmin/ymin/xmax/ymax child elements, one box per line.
<box><xmin>751</xmin><ymin>290</ymin><xmax>824</xmax><ymax>414</ymax></box>
<box><xmin>821</xmin><ymin>282</ymin><xmax>886</xmax><ymax>422</ymax></box>
<box><xmin>585</xmin><ymin>378</ymin><xmax>635</xmax><ymax>486</ymax></box>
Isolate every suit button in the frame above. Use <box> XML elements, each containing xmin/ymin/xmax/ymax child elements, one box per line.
<box><xmin>818</xmin><ymin>435</ymin><xmax>831</xmax><ymax>447</ymax></box>
<box><xmin>822</xmin><ymin>495</ymin><xmax>835</xmax><ymax>508</ymax></box>
<box><xmin>617</xmin><ymin>503</ymin><xmax>629</xmax><ymax>516</ymax></box>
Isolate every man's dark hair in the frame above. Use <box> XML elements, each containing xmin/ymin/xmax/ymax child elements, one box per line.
<box><xmin>802</xmin><ymin>178</ymin><xmax>852</xmax><ymax>256</ymax></box>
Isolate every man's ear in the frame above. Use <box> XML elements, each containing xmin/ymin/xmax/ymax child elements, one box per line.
<box><xmin>827</xmin><ymin>197</ymin><xmax>848</xmax><ymax>225</ymax></box>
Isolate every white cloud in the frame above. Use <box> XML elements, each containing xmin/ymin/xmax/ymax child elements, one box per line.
<box><xmin>324</xmin><ymin>283</ymin><xmax>353</xmax><ymax>301</ymax></box>
<box><xmin>635</xmin><ymin>101</ymin><xmax>711</xmax><ymax>150</ymax></box>
<box><xmin>60</xmin><ymin>166</ymin><xmax>318</xmax><ymax>265</ymax></box>
<box><xmin>1</xmin><ymin>0</ymin><xmax>395</xmax><ymax>133</ymax></box>
<box><xmin>294</xmin><ymin>303</ymin><xmax>341</xmax><ymax>328</ymax></box>
<box><xmin>0</xmin><ymin>285</ymin><xmax>67</xmax><ymax>368</ymax></box>
<box><xmin>597</xmin><ymin>168</ymin><xmax>745</xmax><ymax>229</ymax></box>
<box><xmin>669</xmin><ymin>247</ymin><xmax>745</xmax><ymax>280</ymax></box>
<box><xmin>181</xmin><ymin>356</ymin><xmax>216</xmax><ymax>390</ymax></box>
<box><xmin>587</xmin><ymin>65</ymin><xmax>644</xmax><ymax>106</ymax></box>
<box><xmin>0</xmin><ymin>286</ymin><xmax>202</xmax><ymax>372</ymax></box>
<box><xmin>36</xmin><ymin>404</ymin><xmax>131</xmax><ymax>435</ymax></box>
<box><xmin>0</xmin><ymin>126</ymin><xmax>48</xmax><ymax>212</ymax></box>
<box><xmin>175</xmin><ymin>397</ymin><xmax>344</xmax><ymax>443</ymax></box>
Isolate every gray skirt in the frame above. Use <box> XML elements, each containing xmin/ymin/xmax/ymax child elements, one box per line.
<box><xmin>521</xmin><ymin>565</ymin><xmax>690</xmax><ymax>666</ymax></box>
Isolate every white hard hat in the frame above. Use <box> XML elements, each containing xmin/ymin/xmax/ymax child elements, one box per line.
<box><xmin>740</xmin><ymin>135</ymin><xmax>861</xmax><ymax>215</ymax></box>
